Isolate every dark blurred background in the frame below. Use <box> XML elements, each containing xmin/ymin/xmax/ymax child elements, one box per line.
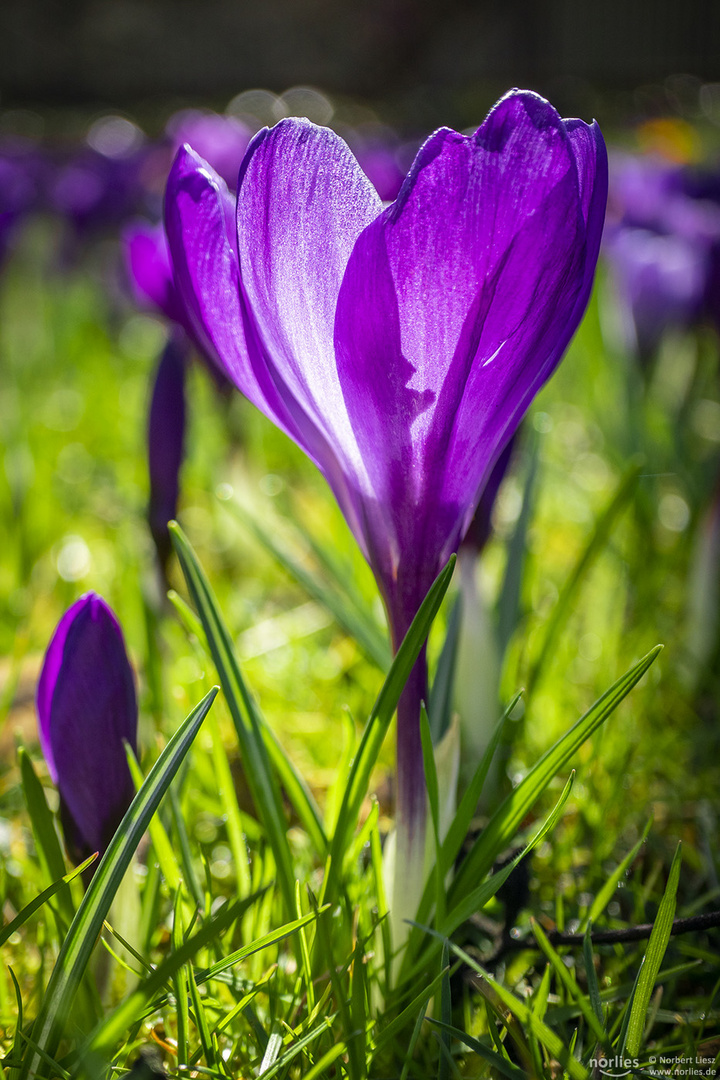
<box><xmin>2</xmin><ymin>0</ymin><xmax>720</xmax><ymax>133</ymax></box>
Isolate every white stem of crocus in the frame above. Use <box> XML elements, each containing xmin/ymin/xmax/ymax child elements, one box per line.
<box><xmin>455</xmin><ymin>548</ymin><xmax>501</xmax><ymax>800</ymax></box>
<box><xmin>383</xmin><ymin>806</ymin><xmax>428</xmax><ymax>976</ymax></box>
<box><xmin>383</xmin><ymin>717</ymin><xmax>460</xmax><ymax>980</ymax></box>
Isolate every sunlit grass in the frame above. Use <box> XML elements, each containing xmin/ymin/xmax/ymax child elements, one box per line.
<box><xmin>1</xmin><ymin>219</ymin><xmax>719</xmax><ymax>1075</ymax></box>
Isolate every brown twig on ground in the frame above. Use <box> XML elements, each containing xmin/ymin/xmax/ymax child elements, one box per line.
<box><xmin>490</xmin><ymin>909</ymin><xmax>720</xmax><ymax>960</ymax></box>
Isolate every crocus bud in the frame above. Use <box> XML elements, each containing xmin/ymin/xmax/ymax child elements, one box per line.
<box><xmin>36</xmin><ymin>592</ymin><xmax>138</xmax><ymax>863</ymax></box>
<box><xmin>148</xmin><ymin>334</ymin><xmax>188</xmax><ymax>573</ymax></box>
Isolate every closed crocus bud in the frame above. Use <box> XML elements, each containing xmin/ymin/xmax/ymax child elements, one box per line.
<box><xmin>148</xmin><ymin>334</ymin><xmax>188</xmax><ymax>573</ymax></box>
<box><xmin>37</xmin><ymin>593</ymin><xmax>138</xmax><ymax>863</ymax></box>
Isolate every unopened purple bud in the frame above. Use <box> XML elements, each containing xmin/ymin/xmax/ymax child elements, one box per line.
<box><xmin>148</xmin><ymin>334</ymin><xmax>188</xmax><ymax>570</ymax></box>
<box><xmin>36</xmin><ymin>592</ymin><xmax>138</xmax><ymax>862</ymax></box>
<box><xmin>124</xmin><ymin>220</ymin><xmax>186</xmax><ymax>327</ymax></box>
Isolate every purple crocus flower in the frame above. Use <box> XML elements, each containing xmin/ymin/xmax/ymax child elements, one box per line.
<box><xmin>0</xmin><ymin>138</ymin><xmax>44</xmax><ymax>264</ymax></box>
<box><xmin>124</xmin><ymin>219</ymin><xmax>189</xmax><ymax>330</ymax></box>
<box><xmin>37</xmin><ymin>593</ymin><xmax>138</xmax><ymax>863</ymax></box>
<box><xmin>45</xmin><ymin>146</ymin><xmax>148</xmax><ymax>240</ymax></box>
<box><xmin>604</xmin><ymin>153</ymin><xmax>720</xmax><ymax>357</ymax></box>
<box><xmin>166</xmin><ymin>109</ymin><xmax>252</xmax><ymax>191</ymax></box>
<box><xmin>165</xmin><ymin>89</ymin><xmax>607</xmax><ymax>903</ymax></box>
<box><xmin>345</xmin><ymin>127</ymin><xmax>409</xmax><ymax>203</ymax></box>
<box><xmin>148</xmin><ymin>333</ymin><xmax>188</xmax><ymax>571</ymax></box>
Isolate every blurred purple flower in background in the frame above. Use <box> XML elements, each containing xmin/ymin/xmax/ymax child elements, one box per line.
<box><xmin>123</xmin><ymin>112</ymin><xmax>251</xmax><ymax>570</ymax></box>
<box><xmin>0</xmin><ymin>138</ymin><xmax>44</xmax><ymax>264</ymax></box>
<box><xmin>165</xmin><ymin>109</ymin><xmax>252</xmax><ymax>191</ymax></box>
<box><xmin>36</xmin><ymin>592</ymin><xmax>138</xmax><ymax>863</ymax></box>
<box><xmin>45</xmin><ymin>145</ymin><xmax>148</xmax><ymax>242</ymax></box>
<box><xmin>165</xmin><ymin>89</ymin><xmax>607</xmax><ymax>913</ymax></box>
<box><xmin>124</xmin><ymin>219</ymin><xmax>189</xmax><ymax>330</ymax></box>
<box><xmin>345</xmin><ymin>126</ymin><xmax>409</xmax><ymax>202</ymax></box>
<box><xmin>604</xmin><ymin>153</ymin><xmax>720</xmax><ymax>358</ymax></box>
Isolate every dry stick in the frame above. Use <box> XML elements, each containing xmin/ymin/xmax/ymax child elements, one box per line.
<box><xmin>491</xmin><ymin>909</ymin><xmax>720</xmax><ymax>960</ymax></box>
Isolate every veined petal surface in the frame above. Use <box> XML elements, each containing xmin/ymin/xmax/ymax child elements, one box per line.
<box><xmin>235</xmin><ymin>119</ymin><xmax>382</xmax><ymax>481</ymax></box>
<box><xmin>334</xmin><ymin>90</ymin><xmax>607</xmax><ymax>601</ymax></box>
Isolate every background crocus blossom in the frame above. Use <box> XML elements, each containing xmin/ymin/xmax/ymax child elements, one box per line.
<box><xmin>36</xmin><ymin>592</ymin><xmax>138</xmax><ymax>863</ymax></box>
<box><xmin>148</xmin><ymin>333</ymin><xmax>189</xmax><ymax>573</ymax></box>
<box><xmin>165</xmin><ymin>89</ymin><xmax>607</xmax><ymax>917</ymax></box>
<box><xmin>604</xmin><ymin>153</ymin><xmax>720</xmax><ymax>360</ymax></box>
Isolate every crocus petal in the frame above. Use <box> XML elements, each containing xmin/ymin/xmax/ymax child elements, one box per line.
<box><xmin>165</xmin><ymin>146</ymin><xmax>307</xmax><ymax>444</ymax></box>
<box><xmin>37</xmin><ymin>604</ymin><xmax>76</xmax><ymax>783</ymax></box>
<box><xmin>168</xmin><ymin>135</ymin><xmax>383</xmax><ymax>555</ymax></box>
<box><xmin>36</xmin><ymin>593</ymin><xmax>138</xmax><ymax>857</ymax></box>
<box><xmin>236</xmin><ymin>119</ymin><xmax>382</xmax><ymax>480</ymax></box>
<box><xmin>334</xmin><ymin>90</ymin><xmax>607</xmax><ymax>608</ymax></box>
<box><xmin>124</xmin><ymin>220</ymin><xmax>185</xmax><ymax>325</ymax></box>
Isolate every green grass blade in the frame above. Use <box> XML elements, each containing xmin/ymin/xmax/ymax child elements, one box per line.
<box><xmin>171</xmin><ymin>890</ymin><xmax>190</xmax><ymax>1066</ymax></box>
<box><xmin>207</xmin><ymin>712</ymin><xmax>252</xmax><ymax>899</ymax></box>
<box><xmin>532</xmin><ymin>963</ymin><xmax>552</xmax><ymax>1021</ymax></box>
<box><xmin>496</xmin><ymin>437</ymin><xmax>538</xmax><ymax>657</ymax></box>
<box><xmin>350</xmin><ymin>935</ymin><xmax>368</xmax><ymax>1072</ymax></box>
<box><xmin>615</xmin><ymin>960</ymin><xmax>644</xmax><ymax>1057</ymax></box>
<box><xmin>420</xmin><ymin>705</ymin><xmax>440</xmax><ymax>842</ymax></box>
<box><xmin>585</xmin><ymin>818</ymin><xmax>652</xmax><ymax>930</ymax></box>
<box><xmin>583</xmin><ymin>924</ymin><xmax>604</xmax><ymax>1029</ymax></box>
<box><xmin>126</xmin><ymin>744</ymin><xmax>182</xmax><ymax>892</ymax></box>
<box><xmin>428</xmin><ymin>596</ymin><xmax>461</xmax><ymax>743</ymax></box>
<box><xmin>294</xmin><ymin>880</ymin><xmax>315</xmax><ymax>1015</ymax></box>
<box><xmin>530</xmin><ymin>919</ymin><xmax>607</xmax><ymax>1046</ymax></box>
<box><xmin>441</xmin><ymin>691</ymin><xmax>521</xmax><ymax>878</ymax></box>
<box><xmin>19</xmin><ymin>686</ymin><xmax>218</xmax><ymax>1079</ymax></box>
<box><xmin>256</xmin><ymin>1016</ymin><xmax>336</xmax><ymax>1080</ymax></box>
<box><xmin>0</xmin><ymin>855</ymin><xmax>95</xmax><ymax>948</ymax></box>
<box><xmin>420</xmin><ymin>704</ymin><xmax>445</xmax><ymax>928</ymax></box>
<box><xmin>399</xmin><ymin>1004</ymin><xmax>428</xmax><ymax>1080</ymax></box>
<box><xmin>449</xmin><ymin>646</ymin><xmax>661</xmax><ymax>907</ymax></box>
<box><xmin>194</xmin><ymin>905</ymin><xmax>328</xmax><ymax>986</ymax></box>
<box><xmin>170</xmin><ymin>522</ymin><xmax>325</xmax><ymax>910</ymax></box>
<box><xmin>413</xmin><ymin>691</ymin><xmax>522</xmax><ymax>942</ymax></box>
<box><xmin>168</xmin><ymin>785</ymin><xmax>205</xmax><ymax>909</ymax></box>
<box><xmin>227</xmin><ymin>500</ymin><xmax>389</xmax><ymax>670</ymax></box>
<box><xmin>427</xmin><ymin>1019</ymin><xmax>526</xmax><ymax>1080</ymax></box>
<box><xmin>437</xmin><ymin>941</ymin><xmax>452</xmax><ymax>1080</ymax></box>
<box><xmin>526</xmin><ymin>458</ymin><xmax>643</xmax><ymax>696</ymax></box>
<box><xmin>443</xmin><ymin>939</ymin><xmax>589</xmax><ymax>1080</ymax></box>
<box><xmin>403</xmin><ymin>772</ymin><xmax>575</xmax><ymax>981</ymax></box>
<box><xmin>438</xmin><ymin>770</ymin><xmax>575</xmax><ymax>940</ymax></box>
<box><xmin>301</xmin><ymin>1041</ymin><xmax>346</xmax><ymax>1080</ymax></box>
<box><xmin>188</xmin><ymin>956</ymin><xmax>216</xmax><ymax>1071</ymax></box>
<box><xmin>326</xmin><ymin>556</ymin><xmax>456</xmax><ymax>898</ymax></box>
<box><xmin>84</xmin><ymin>891</ymin><xmax>260</xmax><ymax>1059</ymax></box>
<box><xmin>372</xmin><ymin>966</ymin><xmax>449</xmax><ymax>1054</ymax></box>
<box><xmin>8</xmin><ymin>966</ymin><xmax>24</xmax><ymax>1068</ymax></box>
<box><xmin>624</xmin><ymin>842</ymin><xmax>682</xmax><ymax>1058</ymax></box>
<box><xmin>19</xmin><ymin>749</ymin><xmax>76</xmax><ymax>928</ymax></box>
<box><xmin>167</xmin><ymin>588</ymin><xmax>204</xmax><ymax>641</ymax></box>
<box><xmin>261</xmin><ymin>724</ymin><xmax>328</xmax><ymax>856</ymax></box>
